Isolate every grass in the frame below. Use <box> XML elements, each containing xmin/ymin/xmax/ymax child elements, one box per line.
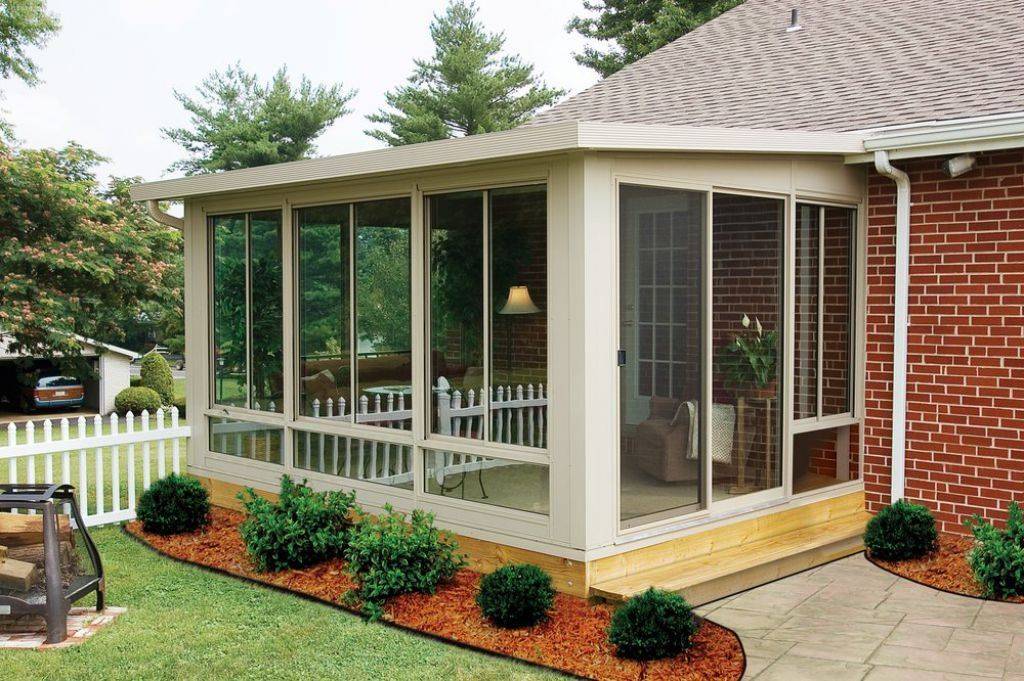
<box><xmin>173</xmin><ymin>377</ymin><xmax>185</xmax><ymax>401</ymax></box>
<box><xmin>0</xmin><ymin>527</ymin><xmax>560</xmax><ymax>680</ymax></box>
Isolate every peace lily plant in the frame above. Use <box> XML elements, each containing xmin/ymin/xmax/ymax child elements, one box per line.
<box><xmin>718</xmin><ymin>314</ymin><xmax>778</xmax><ymax>398</ymax></box>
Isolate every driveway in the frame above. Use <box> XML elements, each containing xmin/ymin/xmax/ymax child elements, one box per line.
<box><xmin>697</xmin><ymin>553</ymin><xmax>1024</xmax><ymax>680</ymax></box>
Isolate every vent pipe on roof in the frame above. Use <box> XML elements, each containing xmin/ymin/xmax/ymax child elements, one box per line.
<box><xmin>787</xmin><ymin>8</ymin><xmax>802</xmax><ymax>32</ymax></box>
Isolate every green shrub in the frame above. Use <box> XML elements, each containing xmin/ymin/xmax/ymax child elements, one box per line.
<box><xmin>345</xmin><ymin>505</ymin><xmax>465</xmax><ymax>620</ymax></box>
<box><xmin>238</xmin><ymin>475</ymin><xmax>356</xmax><ymax>572</ymax></box>
<box><xmin>130</xmin><ymin>376</ymin><xmax>142</xmax><ymax>387</ymax></box>
<box><xmin>172</xmin><ymin>396</ymin><xmax>186</xmax><ymax>419</ymax></box>
<box><xmin>140</xmin><ymin>353</ymin><xmax>174</xmax><ymax>404</ymax></box>
<box><xmin>865</xmin><ymin>499</ymin><xmax>938</xmax><ymax>561</ymax></box>
<box><xmin>965</xmin><ymin>502</ymin><xmax>1024</xmax><ymax>598</ymax></box>
<box><xmin>608</xmin><ymin>588</ymin><xmax>699</xmax><ymax>660</ymax></box>
<box><xmin>136</xmin><ymin>474</ymin><xmax>210</xmax><ymax>535</ymax></box>
<box><xmin>476</xmin><ymin>563</ymin><xmax>555</xmax><ymax>628</ymax></box>
<box><xmin>114</xmin><ymin>386</ymin><xmax>162</xmax><ymax>416</ymax></box>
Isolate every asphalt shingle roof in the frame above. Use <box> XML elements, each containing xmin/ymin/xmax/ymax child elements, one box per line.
<box><xmin>532</xmin><ymin>0</ymin><xmax>1024</xmax><ymax>132</ymax></box>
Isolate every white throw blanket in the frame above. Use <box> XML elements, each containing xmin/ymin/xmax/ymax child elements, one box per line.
<box><xmin>681</xmin><ymin>400</ymin><xmax>735</xmax><ymax>463</ymax></box>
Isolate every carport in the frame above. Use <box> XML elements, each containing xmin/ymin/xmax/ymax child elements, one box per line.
<box><xmin>0</xmin><ymin>333</ymin><xmax>138</xmax><ymax>415</ymax></box>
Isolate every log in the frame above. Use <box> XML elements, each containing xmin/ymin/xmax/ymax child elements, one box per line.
<box><xmin>4</xmin><ymin>541</ymin><xmax>75</xmax><ymax>568</ymax></box>
<box><xmin>0</xmin><ymin>512</ymin><xmax>72</xmax><ymax>547</ymax></box>
<box><xmin>0</xmin><ymin>556</ymin><xmax>37</xmax><ymax>592</ymax></box>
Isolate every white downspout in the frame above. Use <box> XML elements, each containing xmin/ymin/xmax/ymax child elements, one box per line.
<box><xmin>873</xmin><ymin>150</ymin><xmax>910</xmax><ymax>502</ymax></box>
<box><xmin>146</xmin><ymin>200</ymin><xmax>184</xmax><ymax>231</ymax></box>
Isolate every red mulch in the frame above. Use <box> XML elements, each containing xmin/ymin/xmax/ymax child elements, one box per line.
<box><xmin>868</xmin><ymin>532</ymin><xmax>1024</xmax><ymax>603</ymax></box>
<box><xmin>126</xmin><ymin>508</ymin><xmax>745</xmax><ymax>680</ymax></box>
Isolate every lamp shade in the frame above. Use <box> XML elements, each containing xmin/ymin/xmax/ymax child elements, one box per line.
<box><xmin>499</xmin><ymin>286</ymin><xmax>540</xmax><ymax>315</ymax></box>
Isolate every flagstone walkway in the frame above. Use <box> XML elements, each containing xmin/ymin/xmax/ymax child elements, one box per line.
<box><xmin>696</xmin><ymin>553</ymin><xmax>1024</xmax><ymax>680</ymax></box>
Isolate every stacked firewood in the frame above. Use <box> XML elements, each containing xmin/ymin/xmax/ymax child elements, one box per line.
<box><xmin>0</xmin><ymin>512</ymin><xmax>75</xmax><ymax>593</ymax></box>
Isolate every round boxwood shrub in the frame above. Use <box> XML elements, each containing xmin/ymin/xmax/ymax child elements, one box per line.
<box><xmin>172</xmin><ymin>396</ymin><xmax>186</xmax><ymax>419</ymax></box>
<box><xmin>865</xmin><ymin>499</ymin><xmax>938</xmax><ymax>561</ymax></box>
<box><xmin>608</xmin><ymin>588</ymin><xmax>698</xmax><ymax>660</ymax></box>
<box><xmin>114</xmin><ymin>386</ymin><xmax>162</xmax><ymax>416</ymax></box>
<box><xmin>140</xmin><ymin>353</ymin><xmax>175</xmax><ymax>404</ymax></box>
<box><xmin>476</xmin><ymin>563</ymin><xmax>555</xmax><ymax>628</ymax></box>
<box><xmin>136</xmin><ymin>473</ymin><xmax>210</xmax><ymax>535</ymax></box>
<box><xmin>965</xmin><ymin>501</ymin><xmax>1024</xmax><ymax>598</ymax></box>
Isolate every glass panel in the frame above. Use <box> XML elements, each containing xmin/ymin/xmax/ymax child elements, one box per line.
<box><xmin>211</xmin><ymin>214</ymin><xmax>247</xmax><ymax>408</ymax></box>
<box><xmin>297</xmin><ymin>204</ymin><xmax>352</xmax><ymax>420</ymax></box>
<box><xmin>712</xmin><ymin>193</ymin><xmax>783</xmax><ymax>501</ymax></box>
<box><xmin>428</xmin><ymin>191</ymin><xmax>485</xmax><ymax>439</ymax></box>
<box><xmin>208</xmin><ymin>416</ymin><xmax>283</xmax><ymax>464</ymax></box>
<box><xmin>794</xmin><ymin>204</ymin><xmax>819</xmax><ymax>420</ymax></box>
<box><xmin>489</xmin><ymin>185</ymin><xmax>547</xmax><ymax>448</ymax></box>
<box><xmin>424</xmin><ymin>449</ymin><xmax>548</xmax><ymax>515</ymax></box>
<box><xmin>793</xmin><ymin>424</ymin><xmax>859</xmax><ymax>493</ymax></box>
<box><xmin>822</xmin><ymin>207</ymin><xmax>854</xmax><ymax>416</ymax></box>
<box><xmin>355</xmin><ymin>198</ymin><xmax>413</xmax><ymax>430</ymax></box>
<box><xmin>294</xmin><ymin>431</ymin><xmax>413</xmax><ymax>490</ymax></box>
<box><xmin>618</xmin><ymin>185</ymin><xmax>704</xmax><ymax>527</ymax></box>
<box><xmin>248</xmin><ymin>211</ymin><xmax>284</xmax><ymax>412</ymax></box>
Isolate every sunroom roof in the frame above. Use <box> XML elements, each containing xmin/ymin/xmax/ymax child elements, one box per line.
<box><xmin>129</xmin><ymin>121</ymin><xmax>864</xmax><ymax>202</ymax></box>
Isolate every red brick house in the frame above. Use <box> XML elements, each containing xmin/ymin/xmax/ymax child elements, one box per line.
<box><xmin>132</xmin><ymin>0</ymin><xmax>1023</xmax><ymax>601</ymax></box>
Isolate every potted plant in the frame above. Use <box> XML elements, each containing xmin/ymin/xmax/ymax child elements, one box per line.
<box><xmin>717</xmin><ymin>314</ymin><xmax>777</xmax><ymax>400</ymax></box>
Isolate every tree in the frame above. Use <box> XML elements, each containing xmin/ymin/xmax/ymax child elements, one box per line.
<box><xmin>366</xmin><ymin>0</ymin><xmax>564</xmax><ymax>146</ymax></box>
<box><xmin>0</xmin><ymin>142</ymin><xmax>180</xmax><ymax>375</ymax></box>
<box><xmin>0</xmin><ymin>0</ymin><xmax>58</xmax><ymax>87</ymax></box>
<box><xmin>163</xmin><ymin>64</ymin><xmax>354</xmax><ymax>175</ymax></box>
<box><xmin>568</xmin><ymin>0</ymin><xmax>743</xmax><ymax>77</ymax></box>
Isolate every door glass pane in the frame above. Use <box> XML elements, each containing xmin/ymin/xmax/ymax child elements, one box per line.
<box><xmin>489</xmin><ymin>185</ymin><xmax>547</xmax><ymax>448</ymax></box>
<box><xmin>297</xmin><ymin>204</ymin><xmax>351</xmax><ymax>419</ymax></box>
<box><xmin>249</xmin><ymin>210</ymin><xmax>283</xmax><ymax>413</ymax></box>
<box><xmin>355</xmin><ymin>198</ymin><xmax>412</xmax><ymax>430</ymax></box>
<box><xmin>619</xmin><ymin>185</ymin><xmax>704</xmax><ymax>527</ymax></box>
<box><xmin>712</xmin><ymin>193</ymin><xmax>783</xmax><ymax>500</ymax></box>
<box><xmin>211</xmin><ymin>214</ymin><xmax>247</xmax><ymax>408</ymax></box>
<box><xmin>794</xmin><ymin>204</ymin><xmax>819</xmax><ymax>420</ymax></box>
<box><xmin>429</xmin><ymin>191</ymin><xmax>485</xmax><ymax>439</ymax></box>
<box><xmin>793</xmin><ymin>424</ymin><xmax>859</xmax><ymax>493</ymax></box>
<box><xmin>822</xmin><ymin>207</ymin><xmax>854</xmax><ymax>416</ymax></box>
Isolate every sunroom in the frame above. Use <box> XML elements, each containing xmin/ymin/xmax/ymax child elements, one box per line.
<box><xmin>131</xmin><ymin>121</ymin><xmax>870</xmax><ymax>601</ymax></box>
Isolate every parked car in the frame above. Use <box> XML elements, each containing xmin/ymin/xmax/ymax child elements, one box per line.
<box><xmin>22</xmin><ymin>375</ymin><xmax>85</xmax><ymax>412</ymax></box>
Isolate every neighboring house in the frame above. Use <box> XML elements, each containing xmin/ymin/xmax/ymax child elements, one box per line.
<box><xmin>129</xmin><ymin>0</ymin><xmax>1024</xmax><ymax>603</ymax></box>
<box><xmin>0</xmin><ymin>332</ymin><xmax>138</xmax><ymax>415</ymax></box>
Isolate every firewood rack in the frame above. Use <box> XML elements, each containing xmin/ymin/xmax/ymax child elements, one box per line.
<box><xmin>0</xmin><ymin>484</ymin><xmax>105</xmax><ymax>644</ymax></box>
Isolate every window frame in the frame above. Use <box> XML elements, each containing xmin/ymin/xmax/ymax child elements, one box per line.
<box><xmin>791</xmin><ymin>201</ymin><xmax>858</xmax><ymax>433</ymax></box>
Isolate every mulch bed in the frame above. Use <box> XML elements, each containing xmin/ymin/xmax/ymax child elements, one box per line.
<box><xmin>125</xmin><ymin>508</ymin><xmax>745</xmax><ymax>680</ymax></box>
<box><xmin>868</xmin><ymin>532</ymin><xmax>1024</xmax><ymax>603</ymax></box>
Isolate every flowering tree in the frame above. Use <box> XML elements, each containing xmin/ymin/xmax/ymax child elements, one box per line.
<box><xmin>0</xmin><ymin>142</ymin><xmax>180</xmax><ymax>373</ymax></box>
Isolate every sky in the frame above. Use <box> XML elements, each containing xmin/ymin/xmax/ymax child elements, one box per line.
<box><xmin>1</xmin><ymin>0</ymin><xmax>600</xmax><ymax>184</ymax></box>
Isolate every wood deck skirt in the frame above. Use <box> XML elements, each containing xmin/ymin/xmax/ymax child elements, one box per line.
<box><xmin>195</xmin><ymin>475</ymin><xmax>865</xmax><ymax>601</ymax></box>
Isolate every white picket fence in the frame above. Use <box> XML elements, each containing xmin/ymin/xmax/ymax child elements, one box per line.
<box><xmin>0</xmin><ymin>409</ymin><xmax>190</xmax><ymax>527</ymax></box>
<box><xmin>436</xmin><ymin>379</ymin><xmax>547</xmax><ymax>448</ymax></box>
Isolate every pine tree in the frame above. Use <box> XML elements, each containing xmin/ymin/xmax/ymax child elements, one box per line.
<box><xmin>366</xmin><ymin>1</ymin><xmax>564</xmax><ymax>146</ymax></box>
<box><xmin>164</xmin><ymin>64</ymin><xmax>354</xmax><ymax>175</ymax></box>
<box><xmin>568</xmin><ymin>0</ymin><xmax>743</xmax><ymax>77</ymax></box>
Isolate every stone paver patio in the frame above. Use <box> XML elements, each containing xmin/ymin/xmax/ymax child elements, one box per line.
<box><xmin>696</xmin><ymin>553</ymin><xmax>1024</xmax><ymax>680</ymax></box>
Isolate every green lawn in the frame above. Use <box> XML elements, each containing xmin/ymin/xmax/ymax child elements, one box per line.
<box><xmin>0</xmin><ymin>527</ymin><xmax>560</xmax><ymax>680</ymax></box>
<box><xmin>174</xmin><ymin>377</ymin><xmax>186</xmax><ymax>400</ymax></box>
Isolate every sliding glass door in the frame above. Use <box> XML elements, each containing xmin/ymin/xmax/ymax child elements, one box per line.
<box><xmin>618</xmin><ymin>184</ymin><xmax>705</xmax><ymax>528</ymax></box>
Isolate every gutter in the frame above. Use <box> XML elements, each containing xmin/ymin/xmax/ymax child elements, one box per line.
<box><xmin>873</xmin><ymin>150</ymin><xmax>911</xmax><ymax>502</ymax></box>
<box><xmin>146</xmin><ymin>200</ymin><xmax>184</xmax><ymax>230</ymax></box>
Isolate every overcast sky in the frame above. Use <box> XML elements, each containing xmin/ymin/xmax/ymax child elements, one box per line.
<box><xmin>2</xmin><ymin>0</ymin><xmax>600</xmax><ymax>183</ymax></box>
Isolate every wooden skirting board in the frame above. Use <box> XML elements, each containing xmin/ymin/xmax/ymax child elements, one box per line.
<box><xmin>194</xmin><ymin>474</ymin><xmax>864</xmax><ymax>602</ymax></box>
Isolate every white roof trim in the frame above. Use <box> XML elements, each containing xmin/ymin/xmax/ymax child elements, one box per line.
<box><xmin>846</xmin><ymin>111</ymin><xmax>1024</xmax><ymax>163</ymax></box>
<box><xmin>130</xmin><ymin>121</ymin><xmax>866</xmax><ymax>202</ymax></box>
<box><xmin>0</xmin><ymin>331</ymin><xmax>139</xmax><ymax>360</ymax></box>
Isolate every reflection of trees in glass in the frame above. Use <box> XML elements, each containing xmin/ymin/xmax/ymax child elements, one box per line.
<box><xmin>298</xmin><ymin>208</ymin><xmax>349</xmax><ymax>361</ymax></box>
<box><xmin>250</xmin><ymin>212</ymin><xmax>283</xmax><ymax>407</ymax></box>
<box><xmin>356</xmin><ymin>199</ymin><xmax>411</xmax><ymax>354</ymax></box>
<box><xmin>213</xmin><ymin>216</ymin><xmax>246</xmax><ymax>405</ymax></box>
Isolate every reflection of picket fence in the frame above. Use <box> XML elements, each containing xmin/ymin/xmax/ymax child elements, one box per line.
<box><xmin>0</xmin><ymin>409</ymin><xmax>190</xmax><ymax>527</ymax></box>
<box><xmin>436</xmin><ymin>379</ymin><xmax>547</xmax><ymax>448</ymax></box>
<box><xmin>310</xmin><ymin>393</ymin><xmax>412</xmax><ymax>428</ymax></box>
<box><xmin>299</xmin><ymin>429</ymin><xmax>413</xmax><ymax>487</ymax></box>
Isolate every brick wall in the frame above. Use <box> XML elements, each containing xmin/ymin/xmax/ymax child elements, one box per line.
<box><xmin>865</xmin><ymin>149</ymin><xmax>1024</xmax><ymax>534</ymax></box>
